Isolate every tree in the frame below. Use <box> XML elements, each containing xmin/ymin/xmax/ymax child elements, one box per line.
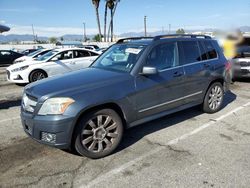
<box><xmin>107</xmin><ymin>0</ymin><xmax>120</xmax><ymax>42</ymax></box>
<box><xmin>92</xmin><ymin>0</ymin><xmax>102</xmax><ymax>40</ymax></box>
<box><xmin>93</xmin><ymin>34</ymin><xmax>103</xmax><ymax>42</ymax></box>
<box><xmin>49</xmin><ymin>37</ymin><xmax>57</xmax><ymax>44</ymax></box>
<box><xmin>176</xmin><ymin>28</ymin><xmax>185</xmax><ymax>34</ymax></box>
<box><xmin>103</xmin><ymin>1</ymin><xmax>108</xmax><ymax>42</ymax></box>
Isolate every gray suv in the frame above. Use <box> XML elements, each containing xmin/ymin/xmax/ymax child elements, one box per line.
<box><xmin>21</xmin><ymin>35</ymin><xmax>231</xmax><ymax>158</ymax></box>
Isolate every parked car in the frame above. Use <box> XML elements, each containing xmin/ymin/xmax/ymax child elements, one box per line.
<box><xmin>232</xmin><ymin>58</ymin><xmax>250</xmax><ymax>79</ymax></box>
<box><xmin>83</xmin><ymin>45</ymin><xmax>100</xmax><ymax>51</ymax></box>
<box><xmin>7</xmin><ymin>48</ymin><xmax>100</xmax><ymax>83</ymax></box>
<box><xmin>21</xmin><ymin>35</ymin><xmax>231</xmax><ymax>159</ymax></box>
<box><xmin>232</xmin><ymin>36</ymin><xmax>250</xmax><ymax>79</ymax></box>
<box><xmin>14</xmin><ymin>49</ymin><xmax>52</xmax><ymax>63</ymax></box>
<box><xmin>0</xmin><ymin>50</ymin><xmax>23</xmax><ymax>67</ymax></box>
<box><xmin>20</xmin><ymin>49</ymin><xmax>38</xmax><ymax>55</ymax></box>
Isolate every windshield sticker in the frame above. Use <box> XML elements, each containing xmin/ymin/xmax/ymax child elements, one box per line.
<box><xmin>125</xmin><ymin>48</ymin><xmax>142</xmax><ymax>54</ymax></box>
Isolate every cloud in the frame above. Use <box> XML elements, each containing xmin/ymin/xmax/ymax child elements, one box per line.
<box><xmin>5</xmin><ymin>25</ymin><xmax>99</xmax><ymax>37</ymax></box>
<box><xmin>0</xmin><ymin>8</ymin><xmax>44</xmax><ymax>13</ymax></box>
<box><xmin>0</xmin><ymin>20</ymin><xmax>6</xmax><ymax>24</ymax></box>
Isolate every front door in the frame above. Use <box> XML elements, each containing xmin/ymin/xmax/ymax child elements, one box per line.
<box><xmin>135</xmin><ymin>42</ymin><xmax>186</xmax><ymax>119</ymax></box>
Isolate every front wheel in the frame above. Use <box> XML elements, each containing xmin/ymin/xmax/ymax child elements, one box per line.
<box><xmin>73</xmin><ymin>109</ymin><xmax>124</xmax><ymax>159</ymax></box>
<box><xmin>29</xmin><ymin>70</ymin><xmax>47</xmax><ymax>83</ymax></box>
<box><xmin>202</xmin><ymin>82</ymin><xmax>224</xmax><ymax>113</ymax></box>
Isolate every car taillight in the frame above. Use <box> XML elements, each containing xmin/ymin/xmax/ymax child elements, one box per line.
<box><xmin>225</xmin><ymin>61</ymin><xmax>232</xmax><ymax>71</ymax></box>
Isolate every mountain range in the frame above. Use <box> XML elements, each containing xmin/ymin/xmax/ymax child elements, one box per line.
<box><xmin>1</xmin><ymin>26</ymin><xmax>250</xmax><ymax>43</ymax></box>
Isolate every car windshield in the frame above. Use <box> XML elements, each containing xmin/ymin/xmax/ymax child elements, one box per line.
<box><xmin>36</xmin><ymin>50</ymin><xmax>59</xmax><ymax>61</ymax></box>
<box><xmin>91</xmin><ymin>44</ymin><xmax>146</xmax><ymax>72</ymax></box>
<box><xmin>27</xmin><ymin>49</ymin><xmax>41</xmax><ymax>57</ymax></box>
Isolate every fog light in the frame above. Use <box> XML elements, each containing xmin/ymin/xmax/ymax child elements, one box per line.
<box><xmin>41</xmin><ymin>132</ymin><xmax>56</xmax><ymax>143</ymax></box>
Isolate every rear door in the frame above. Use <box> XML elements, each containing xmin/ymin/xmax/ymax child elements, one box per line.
<box><xmin>72</xmin><ymin>50</ymin><xmax>98</xmax><ymax>70</ymax></box>
<box><xmin>135</xmin><ymin>41</ymin><xmax>186</xmax><ymax>119</ymax></box>
<box><xmin>178</xmin><ymin>40</ymin><xmax>207</xmax><ymax>104</ymax></box>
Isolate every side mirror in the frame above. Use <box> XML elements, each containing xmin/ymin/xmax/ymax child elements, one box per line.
<box><xmin>141</xmin><ymin>66</ymin><xmax>158</xmax><ymax>75</ymax></box>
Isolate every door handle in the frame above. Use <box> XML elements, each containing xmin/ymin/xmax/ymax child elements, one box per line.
<box><xmin>173</xmin><ymin>71</ymin><xmax>183</xmax><ymax>77</ymax></box>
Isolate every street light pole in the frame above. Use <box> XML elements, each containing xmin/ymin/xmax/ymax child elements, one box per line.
<box><xmin>144</xmin><ymin>16</ymin><xmax>147</xmax><ymax>37</ymax></box>
<box><xmin>83</xmin><ymin>22</ymin><xmax>87</xmax><ymax>42</ymax></box>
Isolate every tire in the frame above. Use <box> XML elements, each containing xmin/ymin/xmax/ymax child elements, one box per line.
<box><xmin>202</xmin><ymin>82</ymin><xmax>224</xmax><ymax>114</ymax></box>
<box><xmin>73</xmin><ymin>109</ymin><xmax>124</xmax><ymax>159</ymax></box>
<box><xmin>29</xmin><ymin>70</ymin><xmax>47</xmax><ymax>83</ymax></box>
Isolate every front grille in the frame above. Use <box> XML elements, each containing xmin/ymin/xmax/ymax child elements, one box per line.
<box><xmin>22</xmin><ymin>93</ymin><xmax>38</xmax><ymax>113</ymax></box>
<box><xmin>6</xmin><ymin>70</ymin><xmax>10</xmax><ymax>79</ymax></box>
<box><xmin>240</xmin><ymin>61</ymin><xmax>250</xmax><ymax>67</ymax></box>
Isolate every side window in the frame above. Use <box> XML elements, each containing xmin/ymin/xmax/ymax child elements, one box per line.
<box><xmin>198</xmin><ymin>41</ymin><xmax>208</xmax><ymax>61</ymax></box>
<box><xmin>146</xmin><ymin>42</ymin><xmax>178</xmax><ymax>70</ymax></box>
<box><xmin>204</xmin><ymin>41</ymin><xmax>217</xmax><ymax>59</ymax></box>
<box><xmin>51</xmin><ymin>51</ymin><xmax>73</xmax><ymax>61</ymax></box>
<box><xmin>90</xmin><ymin>52</ymin><xmax>98</xmax><ymax>56</ymax></box>
<box><xmin>181</xmin><ymin>41</ymin><xmax>201</xmax><ymax>64</ymax></box>
<box><xmin>74</xmin><ymin>50</ymin><xmax>91</xmax><ymax>58</ymax></box>
<box><xmin>1</xmin><ymin>51</ymin><xmax>11</xmax><ymax>56</ymax></box>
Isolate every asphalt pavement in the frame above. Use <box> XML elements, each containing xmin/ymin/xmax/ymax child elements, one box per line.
<box><xmin>0</xmin><ymin>80</ymin><xmax>250</xmax><ymax>188</ymax></box>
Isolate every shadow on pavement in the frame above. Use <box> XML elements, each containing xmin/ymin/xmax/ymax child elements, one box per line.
<box><xmin>0</xmin><ymin>99</ymin><xmax>21</xmax><ymax>109</ymax></box>
<box><xmin>116</xmin><ymin>90</ymin><xmax>237</xmax><ymax>153</ymax></box>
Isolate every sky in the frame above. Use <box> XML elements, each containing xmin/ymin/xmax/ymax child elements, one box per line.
<box><xmin>0</xmin><ymin>0</ymin><xmax>250</xmax><ymax>37</ymax></box>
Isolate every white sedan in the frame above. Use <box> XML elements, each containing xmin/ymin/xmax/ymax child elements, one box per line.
<box><xmin>14</xmin><ymin>49</ymin><xmax>52</xmax><ymax>63</ymax></box>
<box><xmin>7</xmin><ymin>48</ymin><xmax>100</xmax><ymax>84</ymax></box>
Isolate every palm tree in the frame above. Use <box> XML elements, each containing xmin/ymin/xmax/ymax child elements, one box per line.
<box><xmin>103</xmin><ymin>1</ymin><xmax>108</xmax><ymax>42</ymax></box>
<box><xmin>92</xmin><ymin>0</ymin><xmax>102</xmax><ymax>40</ymax></box>
<box><xmin>107</xmin><ymin>0</ymin><xmax>120</xmax><ymax>42</ymax></box>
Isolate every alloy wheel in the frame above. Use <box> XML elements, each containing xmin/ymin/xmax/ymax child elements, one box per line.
<box><xmin>208</xmin><ymin>85</ymin><xmax>223</xmax><ymax>110</ymax></box>
<box><xmin>81</xmin><ymin>115</ymin><xmax>118</xmax><ymax>153</ymax></box>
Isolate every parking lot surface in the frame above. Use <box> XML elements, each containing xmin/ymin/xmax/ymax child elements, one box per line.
<box><xmin>0</xmin><ymin>81</ymin><xmax>250</xmax><ymax>188</ymax></box>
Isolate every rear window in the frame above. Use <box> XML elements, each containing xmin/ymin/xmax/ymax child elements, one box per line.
<box><xmin>181</xmin><ymin>41</ymin><xmax>201</xmax><ymax>64</ymax></box>
<box><xmin>203</xmin><ymin>41</ymin><xmax>217</xmax><ymax>59</ymax></box>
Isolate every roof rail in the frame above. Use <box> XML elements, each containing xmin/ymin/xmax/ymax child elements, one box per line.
<box><xmin>153</xmin><ymin>34</ymin><xmax>212</xmax><ymax>41</ymax></box>
<box><xmin>116</xmin><ymin>37</ymin><xmax>154</xmax><ymax>43</ymax></box>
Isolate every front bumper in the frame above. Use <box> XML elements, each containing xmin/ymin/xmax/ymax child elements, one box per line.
<box><xmin>6</xmin><ymin>70</ymin><xmax>29</xmax><ymax>83</ymax></box>
<box><xmin>21</xmin><ymin>110</ymin><xmax>75</xmax><ymax>149</ymax></box>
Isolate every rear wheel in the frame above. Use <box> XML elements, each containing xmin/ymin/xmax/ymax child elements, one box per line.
<box><xmin>202</xmin><ymin>82</ymin><xmax>224</xmax><ymax>113</ymax></box>
<box><xmin>29</xmin><ymin>70</ymin><xmax>47</xmax><ymax>83</ymax></box>
<box><xmin>73</xmin><ymin>109</ymin><xmax>123</xmax><ymax>159</ymax></box>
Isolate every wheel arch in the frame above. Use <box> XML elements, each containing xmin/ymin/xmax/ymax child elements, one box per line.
<box><xmin>28</xmin><ymin>68</ymin><xmax>48</xmax><ymax>82</ymax></box>
<box><xmin>203</xmin><ymin>78</ymin><xmax>224</xmax><ymax>101</ymax></box>
<box><xmin>70</xmin><ymin>102</ymin><xmax>127</xmax><ymax>148</ymax></box>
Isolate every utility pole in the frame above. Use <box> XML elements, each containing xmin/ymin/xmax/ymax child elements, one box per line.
<box><xmin>144</xmin><ymin>16</ymin><xmax>147</xmax><ymax>37</ymax></box>
<box><xmin>83</xmin><ymin>22</ymin><xmax>87</xmax><ymax>42</ymax></box>
<box><xmin>168</xmin><ymin>24</ymin><xmax>171</xmax><ymax>34</ymax></box>
<box><xmin>31</xmin><ymin>24</ymin><xmax>36</xmax><ymax>43</ymax></box>
<box><xmin>162</xmin><ymin>26</ymin><xmax>164</xmax><ymax>34</ymax></box>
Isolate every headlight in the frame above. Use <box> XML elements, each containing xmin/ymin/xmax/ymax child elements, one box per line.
<box><xmin>14</xmin><ymin>59</ymin><xmax>24</xmax><ymax>64</ymax></box>
<box><xmin>11</xmin><ymin>65</ymin><xmax>29</xmax><ymax>72</ymax></box>
<box><xmin>38</xmin><ymin>97</ymin><xmax>75</xmax><ymax>115</ymax></box>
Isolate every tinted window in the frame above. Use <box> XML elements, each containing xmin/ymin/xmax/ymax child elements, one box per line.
<box><xmin>75</xmin><ymin>50</ymin><xmax>91</xmax><ymax>58</ymax></box>
<box><xmin>181</xmin><ymin>41</ymin><xmax>201</xmax><ymax>64</ymax></box>
<box><xmin>146</xmin><ymin>42</ymin><xmax>178</xmax><ymax>70</ymax></box>
<box><xmin>198</xmin><ymin>41</ymin><xmax>208</xmax><ymax>61</ymax></box>
<box><xmin>204</xmin><ymin>41</ymin><xmax>217</xmax><ymax>59</ymax></box>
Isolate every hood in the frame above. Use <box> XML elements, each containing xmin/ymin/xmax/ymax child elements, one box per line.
<box><xmin>14</xmin><ymin>56</ymin><xmax>33</xmax><ymax>63</ymax></box>
<box><xmin>25</xmin><ymin>68</ymin><xmax>130</xmax><ymax>99</ymax></box>
<box><xmin>7</xmin><ymin>60</ymin><xmax>43</xmax><ymax>70</ymax></box>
